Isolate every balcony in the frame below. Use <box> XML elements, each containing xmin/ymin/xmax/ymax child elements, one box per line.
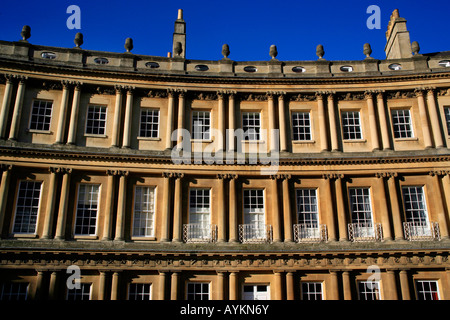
<box><xmin>403</xmin><ymin>221</ymin><xmax>441</xmax><ymax>241</ymax></box>
<box><xmin>348</xmin><ymin>222</ymin><xmax>383</xmax><ymax>242</ymax></box>
<box><xmin>183</xmin><ymin>224</ymin><xmax>217</xmax><ymax>243</ymax></box>
<box><xmin>239</xmin><ymin>224</ymin><xmax>273</xmax><ymax>243</ymax></box>
<box><xmin>293</xmin><ymin>223</ymin><xmax>328</xmax><ymax>243</ymax></box>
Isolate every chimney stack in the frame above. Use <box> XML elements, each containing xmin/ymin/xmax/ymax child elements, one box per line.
<box><xmin>384</xmin><ymin>9</ymin><xmax>413</xmax><ymax>59</ymax></box>
<box><xmin>172</xmin><ymin>9</ymin><xmax>186</xmax><ymax>58</ymax></box>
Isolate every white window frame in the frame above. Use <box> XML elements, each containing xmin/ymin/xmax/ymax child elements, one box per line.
<box><xmin>341</xmin><ymin>110</ymin><xmax>363</xmax><ymax>140</ymax></box>
<box><xmin>12</xmin><ymin>180</ymin><xmax>43</xmax><ymax>235</ymax></box>
<box><xmin>291</xmin><ymin>111</ymin><xmax>312</xmax><ymax>141</ymax></box>
<box><xmin>349</xmin><ymin>187</ymin><xmax>374</xmax><ymax>225</ymax></box>
<box><xmin>66</xmin><ymin>283</ymin><xmax>92</xmax><ymax>300</ymax></box>
<box><xmin>28</xmin><ymin>99</ymin><xmax>53</xmax><ymax>132</ymax></box>
<box><xmin>444</xmin><ymin>106</ymin><xmax>450</xmax><ymax>135</ymax></box>
<box><xmin>242</xmin><ymin>112</ymin><xmax>261</xmax><ymax>141</ymax></box>
<box><xmin>191</xmin><ymin>110</ymin><xmax>211</xmax><ymax>140</ymax></box>
<box><xmin>85</xmin><ymin>105</ymin><xmax>107</xmax><ymax>135</ymax></box>
<box><xmin>301</xmin><ymin>282</ymin><xmax>323</xmax><ymax>300</ymax></box>
<box><xmin>128</xmin><ymin>283</ymin><xmax>152</xmax><ymax>300</ymax></box>
<box><xmin>0</xmin><ymin>283</ymin><xmax>29</xmax><ymax>301</ymax></box>
<box><xmin>189</xmin><ymin>188</ymin><xmax>211</xmax><ymax>226</ymax></box>
<box><xmin>401</xmin><ymin>186</ymin><xmax>430</xmax><ymax>227</ymax></box>
<box><xmin>243</xmin><ymin>189</ymin><xmax>265</xmax><ymax>236</ymax></box>
<box><xmin>391</xmin><ymin>109</ymin><xmax>414</xmax><ymax>139</ymax></box>
<box><xmin>74</xmin><ymin>184</ymin><xmax>100</xmax><ymax>236</ymax></box>
<box><xmin>132</xmin><ymin>186</ymin><xmax>156</xmax><ymax>238</ymax></box>
<box><xmin>415</xmin><ymin>280</ymin><xmax>440</xmax><ymax>300</ymax></box>
<box><xmin>186</xmin><ymin>282</ymin><xmax>210</xmax><ymax>300</ymax></box>
<box><xmin>296</xmin><ymin>189</ymin><xmax>319</xmax><ymax>227</ymax></box>
<box><xmin>357</xmin><ymin>281</ymin><xmax>381</xmax><ymax>300</ymax></box>
<box><xmin>242</xmin><ymin>284</ymin><xmax>270</xmax><ymax>300</ymax></box>
<box><xmin>139</xmin><ymin>108</ymin><xmax>160</xmax><ymax>138</ymax></box>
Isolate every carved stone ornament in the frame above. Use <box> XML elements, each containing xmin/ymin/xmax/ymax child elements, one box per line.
<box><xmin>222</xmin><ymin>44</ymin><xmax>230</xmax><ymax>59</ymax></box>
<box><xmin>411</xmin><ymin>41</ymin><xmax>421</xmax><ymax>55</ymax></box>
<box><xmin>316</xmin><ymin>44</ymin><xmax>325</xmax><ymax>60</ymax></box>
<box><xmin>124</xmin><ymin>38</ymin><xmax>133</xmax><ymax>53</ymax></box>
<box><xmin>363</xmin><ymin>43</ymin><xmax>373</xmax><ymax>59</ymax></box>
<box><xmin>21</xmin><ymin>25</ymin><xmax>31</xmax><ymax>41</ymax></box>
<box><xmin>174</xmin><ymin>42</ymin><xmax>183</xmax><ymax>57</ymax></box>
<box><xmin>269</xmin><ymin>45</ymin><xmax>278</xmax><ymax>60</ymax></box>
<box><xmin>74</xmin><ymin>32</ymin><xmax>83</xmax><ymax>48</ymax></box>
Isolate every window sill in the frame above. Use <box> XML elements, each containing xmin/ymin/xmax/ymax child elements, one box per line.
<box><xmin>131</xmin><ymin>236</ymin><xmax>157</xmax><ymax>241</ymax></box>
<box><xmin>137</xmin><ymin>136</ymin><xmax>161</xmax><ymax>141</ymax></box>
<box><xmin>84</xmin><ymin>134</ymin><xmax>108</xmax><ymax>138</ymax></box>
<box><xmin>343</xmin><ymin>139</ymin><xmax>367</xmax><ymax>143</ymax></box>
<box><xmin>242</xmin><ymin>140</ymin><xmax>266</xmax><ymax>144</ymax></box>
<box><xmin>74</xmin><ymin>235</ymin><xmax>98</xmax><ymax>240</ymax></box>
<box><xmin>191</xmin><ymin>139</ymin><xmax>213</xmax><ymax>143</ymax></box>
<box><xmin>27</xmin><ymin>129</ymin><xmax>53</xmax><ymax>135</ymax></box>
<box><xmin>12</xmin><ymin>233</ymin><xmax>38</xmax><ymax>239</ymax></box>
<box><xmin>394</xmin><ymin>137</ymin><xmax>418</xmax><ymax>142</ymax></box>
<box><xmin>292</xmin><ymin>140</ymin><xmax>316</xmax><ymax>144</ymax></box>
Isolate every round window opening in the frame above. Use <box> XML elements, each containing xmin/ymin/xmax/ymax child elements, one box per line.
<box><xmin>244</xmin><ymin>66</ymin><xmax>257</xmax><ymax>73</ymax></box>
<box><xmin>41</xmin><ymin>52</ymin><xmax>56</xmax><ymax>59</ymax></box>
<box><xmin>145</xmin><ymin>61</ymin><xmax>160</xmax><ymax>68</ymax></box>
<box><xmin>438</xmin><ymin>60</ymin><xmax>450</xmax><ymax>68</ymax></box>
<box><xmin>340</xmin><ymin>66</ymin><xmax>353</xmax><ymax>72</ymax></box>
<box><xmin>388</xmin><ymin>63</ymin><xmax>402</xmax><ymax>71</ymax></box>
<box><xmin>94</xmin><ymin>57</ymin><xmax>109</xmax><ymax>65</ymax></box>
<box><xmin>194</xmin><ymin>65</ymin><xmax>209</xmax><ymax>71</ymax></box>
<box><xmin>292</xmin><ymin>66</ymin><xmax>306</xmax><ymax>73</ymax></box>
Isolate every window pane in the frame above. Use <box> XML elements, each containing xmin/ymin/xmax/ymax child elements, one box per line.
<box><xmin>391</xmin><ymin>109</ymin><xmax>413</xmax><ymax>138</ymax></box>
<box><xmin>349</xmin><ymin>188</ymin><xmax>373</xmax><ymax>224</ymax></box>
<box><xmin>292</xmin><ymin>112</ymin><xmax>312</xmax><ymax>141</ymax></box>
<box><xmin>444</xmin><ymin>107</ymin><xmax>450</xmax><ymax>135</ymax></box>
<box><xmin>416</xmin><ymin>280</ymin><xmax>439</xmax><ymax>300</ymax></box>
<box><xmin>128</xmin><ymin>283</ymin><xmax>152</xmax><ymax>300</ymax></box>
<box><xmin>301</xmin><ymin>282</ymin><xmax>322</xmax><ymax>301</ymax></box>
<box><xmin>242</xmin><ymin>112</ymin><xmax>261</xmax><ymax>141</ymax></box>
<box><xmin>13</xmin><ymin>181</ymin><xmax>42</xmax><ymax>234</ymax></box>
<box><xmin>402</xmin><ymin>186</ymin><xmax>429</xmax><ymax>225</ymax></box>
<box><xmin>67</xmin><ymin>283</ymin><xmax>91</xmax><ymax>301</ymax></box>
<box><xmin>192</xmin><ymin>111</ymin><xmax>211</xmax><ymax>140</ymax></box>
<box><xmin>342</xmin><ymin>111</ymin><xmax>362</xmax><ymax>140</ymax></box>
<box><xmin>358</xmin><ymin>281</ymin><xmax>380</xmax><ymax>300</ymax></box>
<box><xmin>29</xmin><ymin>100</ymin><xmax>53</xmax><ymax>131</ymax></box>
<box><xmin>139</xmin><ymin>109</ymin><xmax>159</xmax><ymax>138</ymax></box>
<box><xmin>133</xmin><ymin>187</ymin><xmax>156</xmax><ymax>237</ymax></box>
<box><xmin>0</xmin><ymin>283</ymin><xmax>28</xmax><ymax>301</ymax></box>
<box><xmin>296</xmin><ymin>189</ymin><xmax>318</xmax><ymax>227</ymax></box>
<box><xmin>74</xmin><ymin>184</ymin><xmax>100</xmax><ymax>235</ymax></box>
<box><xmin>85</xmin><ymin>106</ymin><xmax>107</xmax><ymax>135</ymax></box>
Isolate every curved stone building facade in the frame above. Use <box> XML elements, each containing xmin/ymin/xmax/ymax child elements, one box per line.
<box><xmin>0</xmin><ymin>9</ymin><xmax>449</xmax><ymax>300</ymax></box>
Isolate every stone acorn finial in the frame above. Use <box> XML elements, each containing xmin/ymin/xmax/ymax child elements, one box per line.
<box><xmin>363</xmin><ymin>43</ymin><xmax>373</xmax><ymax>58</ymax></box>
<box><xmin>269</xmin><ymin>45</ymin><xmax>278</xmax><ymax>60</ymax></box>
<box><xmin>222</xmin><ymin>44</ymin><xmax>230</xmax><ymax>59</ymax></box>
<box><xmin>124</xmin><ymin>38</ymin><xmax>133</xmax><ymax>53</ymax></box>
<box><xmin>20</xmin><ymin>25</ymin><xmax>31</xmax><ymax>42</ymax></box>
<box><xmin>412</xmin><ymin>41</ymin><xmax>421</xmax><ymax>55</ymax></box>
<box><xmin>174</xmin><ymin>41</ymin><xmax>183</xmax><ymax>57</ymax></box>
<box><xmin>74</xmin><ymin>32</ymin><xmax>83</xmax><ymax>48</ymax></box>
<box><xmin>316</xmin><ymin>44</ymin><xmax>325</xmax><ymax>60</ymax></box>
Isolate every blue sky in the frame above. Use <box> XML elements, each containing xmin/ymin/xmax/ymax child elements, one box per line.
<box><xmin>0</xmin><ymin>0</ymin><xmax>449</xmax><ymax>61</ymax></box>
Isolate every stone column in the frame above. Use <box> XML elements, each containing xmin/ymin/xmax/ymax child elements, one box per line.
<box><xmin>35</xmin><ymin>270</ymin><xmax>45</xmax><ymax>300</ymax></box>
<box><xmin>274</xmin><ymin>271</ymin><xmax>283</xmax><ymax>300</ymax></box>
<box><xmin>8</xmin><ymin>76</ymin><xmax>27</xmax><ymax>141</ymax></box>
<box><xmin>342</xmin><ymin>271</ymin><xmax>352</xmax><ymax>300</ymax></box>
<box><xmin>323</xmin><ymin>175</ymin><xmax>337</xmax><ymax>241</ymax></box>
<box><xmin>270</xmin><ymin>175</ymin><xmax>281</xmax><ymax>242</ymax></box>
<box><xmin>281</xmin><ymin>175</ymin><xmax>293</xmax><ymax>242</ymax></box>
<box><xmin>99</xmin><ymin>271</ymin><xmax>107</xmax><ymax>300</ymax></box>
<box><xmin>122</xmin><ymin>87</ymin><xmax>134</xmax><ymax>148</ymax></box>
<box><xmin>111</xmin><ymin>85</ymin><xmax>123</xmax><ymax>147</ymax></box>
<box><xmin>429</xmin><ymin>171</ymin><xmax>449</xmax><ymax>239</ymax></box>
<box><xmin>111</xmin><ymin>272</ymin><xmax>120</xmax><ymax>300</ymax></box>
<box><xmin>229</xmin><ymin>175</ymin><xmax>238</xmax><ymax>243</ymax></box>
<box><xmin>286</xmin><ymin>272</ymin><xmax>294</xmax><ymax>300</ymax></box>
<box><xmin>415</xmin><ymin>89</ymin><xmax>433</xmax><ymax>148</ymax></box>
<box><xmin>278</xmin><ymin>93</ymin><xmax>287</xmax><ymax>152</ymax></box>
<box><xmin>176</xmin><ymin>90</ymin><xmax>186</xmax><ymax>148</ymax></box>
<box><xmin>267</xmin><ymin>92</ymin><xmax>277</xmax><ymax>153</ymax></box>
<box><xmin>67</xmin><ymin>82</ymin><xmax>83</xmax><ymax>145</ymax></box>
<box><xmin>54</xmin><ymin>168</ymin><xmax>72</xmax><ymax>240</ymax></box>
<box><xmin>171</xmin><ymin>272</ymin><xmax>179</xmax><ymax>300</ymax></box>
<box><xmin>102</xmin><ymin>170</ymin><xmax>117</xmax><ymax>241</ymax></box>
<box><xmin>217</xmin><ymin>91</ymin><xmax>225</xmax><ymax>152</ymax></box>
<box><xmin>334</xmin><ymin>175</ymin><xmax>348</xmax><ymax>241</ymax></box>
<box><xmin>0</xmin><ymin>164</ymin><xmax>12</xmax><ymax>237</ymax></box>
<box><xmin>375</xmin><ymin>173</ymin><xmax>393</xmax><ymax>241</ymax></box>
<box><xmin>165</xmin><ymin>89</ymin><xmax>176</xmax><ymax>149</ymax></box>
<box><xmin>114</xmin><ymin>171</ymin><xmax>129</xmax><ymax>241</ymax></box>
<box><xmin>365</xmin><ymin>91</ymin><xmax>380</xmax><ymax>150</ymax></box>
<box><xmin>217</xmin><ymin>174</ymin><xmax>226</xmax><ymax>242</ymax></box>
<box><xmin>227</xmin><ymin>91</ymin><xmax>236</xmax><ymax>152</ymax></box>
<box><xmin>376</xmin><ymin>92</ymin><xmax>391</xmax><ymax>150</ymax></box>
<box><xmin>385</xmin><ymin>270</ymin><xmax>398</xmax><ymax>300</ymax></box>
<box><xmin>229</xmin><ymin>271</ymin><xmax>238</xmax><ymax>300</ymax></box>
<box><xmin>159</xmin><ymin>272</ymin><xmax>166</xmax><ymax>300</ymax></box>
<box><xmin>217</xmin><ymin>272</ymin><xmax>225</xmax><ymax>300</ymax></box>
<box><xmin>48</xmin><ymin>271</ymin><xmax>59</xmax><ymax>300</ymax></box>
<box><xmin>316</xmin><ymin>92</ymin><xmax>328</xmax><ymax>151</ymax></box>
<box><xmin>441</xmin><ymin>173</ymin><xmax>450</xmax><ymax>219</ymax></box>
<box><xmin>328</xmin><ymin>271</ymin><xmax>340</xmax><ymax>300</ymax></box>
<box><xmin>399</xmin><ymin>269</ymin><xmax>411</xmax><ymax>300</ymax></box>
<box><xmin>386</xmin><ymin>173</ymin><xmax>404</xmax><ymax>240</ymax></box>
<box><xmin>161</xmin><ymin>172</ymin><xmax>172</xmax><ymax>242</ymax></box>
<box><xmin>55</xmin><ymin>81</ymin><xmax>72</xmax><ymax>144</ymax></box>
<box><xmin>172</xmin><ymin>173</ymin><xmax>184</xmax><ymax>242</ymax></box>
<box><xmin>42</xmin><ymin>167</ymin><xmax>59</xmax><ymax>239</ymax></box>
<box><xmin>0</xmin><ymin>75</ymin><xmax>15</xmax><ymax>138</ymax></box>
<box><xmin>426</xmin><ymin>89</ymin><xmax>444</xmax><ymax>148</ymax></box>
<box><xmin>327</xmin><ymin>92</ymin><xmax>339</xmax><ymax>152</ymax></box>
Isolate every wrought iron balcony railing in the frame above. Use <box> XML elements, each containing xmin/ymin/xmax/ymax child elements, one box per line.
<box><xmin>183</xmin><ymin>224</ymin><xmax>217</xmax><ymax>243</ymax></box>
<box><xmin>348</xmin><ymin>222</ymin><xmax>383</xmax><ymax>242</ymax></box>
<box><xmin>403</xmin><ymin>221</ymin><xmax>441</xmax><ymax>241</ymax></box>
<box><xmin>293</xmin><ymin>223</ymin><xmax>328</xmax><ymax>243</ymax></box>
<box><xmin>239</xmin><ymin>224</ymin><xmax>273</xmax><ymax>244</ymax></box>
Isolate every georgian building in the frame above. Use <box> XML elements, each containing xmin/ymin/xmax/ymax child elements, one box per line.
<box><xmin>0</xmin><ymin>9</ymin><xmax>449</xmax><ymax>301</ymax></box>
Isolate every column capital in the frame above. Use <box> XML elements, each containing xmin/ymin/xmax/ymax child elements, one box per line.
<box><xmin>114</xmin><ymin>84</ymin><xmax>125</xmax><ymax>94</ymax></box>
<box><xmin>216</xmin><ymin>90</ymin><xmax>227</xmax><ymax>98</ymax></box>
<box><xmin>49</xmin><ymin>167</ymin><xmax>72</xmax><ymax>174</ymax></box>
<box><xmin>61</xmin><ymin>80</ymin><xmax>75</xmax><ymax>89</ymax></box>
<box><xmin>126</xmin><ymin>86</ymin><xmax>135</xmax><ymax>94</ymax></box>
<box><xmin>375</xmin><ymin>172</ymin><xmax>398</xmax><ymax>179</ymax></box>
<box><xmin>106</xmin><ymin>169</ymin><xmax>120</xmax><ymax>176</ymax></box>
<box><xmin>74</xmin><ymin>81</ymin><xmax>83</xmax><ymax>91</ymax></box>
<box><xmin>364</xmin><ymin>91</ymin><xmax>375</xmax><ymax>100</ymax></box>
<box><xmin>117</xmin><ymin>170</ymin><xmax>129</xmax><ymax>177</ymax></box>
<box><xmin>414</xmin><ymin>87</ymin><xmax>426</xmax><ymax>97</ymax></box>
<box><xmin>315</xmin><ymin>91</ymin><xmax>325</xmax><ymax>100</ymax></box>
<box><xmin>162</xmin><ymin>172</ymin><xmax>184</xmax><ymax>179</ymax></box>
<box><xmin>226</xmin><ymin>90</ymin><xmax>237</xmax><ymax>97</ymax></box>
<box><xmin>177</xmin><ymin>88</ymin><xmax>187</xmax><ymax>97</ymax></box>
<box><xmin>270</xmin><ymin>174</ymin><xmax>291</xmax><ymax>180</ymax></box>
<box><xmin>17</xmin><ymin>75</ymin><xmax>28</xmax><ymax>84</ymax></box>
<box><xmin>4</xmin><ymin>74</ymin><xmax>17</xmax><ymax>84</ymax></box>
<box><xmin>322</xmin><ymin>173</ymin><xmax>344</xmax><ymax>180</ymax></box>
<box><xmin>429</xmin><ymin>170</ymin><xmax>450</xmax><ymax>177</ymax></box>
<box><xmin>266</xmin><ymin>91</ymin><xmax>276</xmax><ymax>99</ymax></box>
<box><xmin>0</xmin><ymin>163</ymin><xmax>13</xmax><ymax>171</ymax></box>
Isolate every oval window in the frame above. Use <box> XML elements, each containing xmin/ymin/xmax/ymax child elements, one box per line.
<box><xmin>145</xmin><ymin>61</ymin><xmax>160</xmax><ymax>68</ymax></box>
<box><xmin>41</xmin><ymin>52</ymin><xmax>56</xmax><ymax>59</ymax></box>
<box><xmin>340</xmin><ymin>66</ymin><xmax>353</xmax><ymax>72</ymax></box>
<box><xmin>388</xmin><ymin>63</ymin><xmax>402</xmax><ymax>71</ymax></box>
<box><xmin>194</xmin><ymin>64</ymin><xmax>209</xmax><ymax>71</ymax></box>
<box><xmin>292</xmin><ymin>66</ymin><xmax>306</xmax><ymax>73</ymax></box>
<box><xmin>244</xmin><ymin>66</ymin><xmax>257</xmax><ymax>73</ymax></box>
<box><xmin>438</xmin><ymin>60</ymin><xmax>450</xmax><ymax>68</ymax></box>
<box><xmin>94</xmin><ymin>57</ymin><xmax>109</xmax><ymax>65</ymax></box>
